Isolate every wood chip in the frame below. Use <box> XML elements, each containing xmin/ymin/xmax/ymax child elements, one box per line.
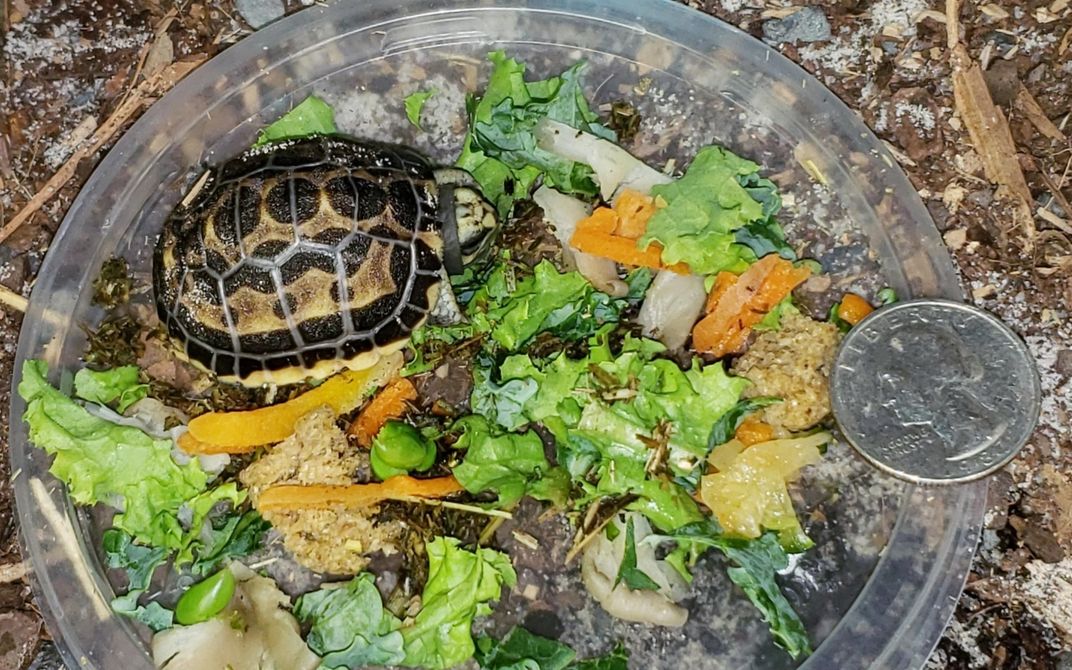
<box><xmin>1060</xmin><ymin>26</ymin><xmax>1072</xmax><ymax>56</ymax></box>
<box><xmin>1035</xmin><ymin>7</ymin><xmax>1061</xmax><ymax>23</ymax></box>
<box><xmin>0</xmin><ymin>57</ymin><xmax>206</xmax><ymax>245</ymax></box>
<box><xmin>950</xmin><ymin>45</ymin><xmax>1035</xmax><ymax>247</ymax></box>
<box><xmin>1038</xmin><ymin>207</ymin><xmax>1072</xmax><ymax>234</ymax></box>
<box><xmin>1016</xmin><ymin>85</ymin><xmax>1068</xmax><ymax>142</ymax></box>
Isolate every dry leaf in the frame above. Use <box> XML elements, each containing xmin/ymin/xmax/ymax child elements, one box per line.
<box><xmin>944</xmin><ymin>228</ymin><xmax>968</xmax><ymax>250</ymax></box>
<box><xmin>980</xmin><ymin>3</ymin><xmax>1010</xmax><ymax>19</ymax></box>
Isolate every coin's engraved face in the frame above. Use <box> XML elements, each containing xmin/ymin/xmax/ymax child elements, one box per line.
<box><xmin>830</xmin><ymin>299</ymin><xmax>1041</xmax><ymax>483</ymax></box>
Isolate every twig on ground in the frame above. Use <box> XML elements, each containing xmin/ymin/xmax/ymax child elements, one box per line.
<box><xmin>0</xmin><ymin>284</ymin><xmax>28</xmax><ymax>313</ymax></box>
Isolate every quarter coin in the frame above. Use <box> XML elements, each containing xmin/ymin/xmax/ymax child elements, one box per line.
<box><xmin>829</xmin><ymin>298</ymin><xmax>1041</xmax><ymax>484</ymax></box>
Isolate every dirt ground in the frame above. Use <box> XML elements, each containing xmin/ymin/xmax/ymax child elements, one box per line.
<box><xmin>0</xmin><ymin>0</ymin><xmax>1070</xmax><ymax>668</ymax></box>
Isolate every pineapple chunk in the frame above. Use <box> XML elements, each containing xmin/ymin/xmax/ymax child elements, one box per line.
<box><xmin>701</xmin><ymin>432</ymin><xmax>828</xmax><ymax>550</ymax></box>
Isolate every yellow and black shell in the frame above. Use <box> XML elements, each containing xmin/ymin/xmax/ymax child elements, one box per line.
<box><xmin>152</xmin><ymin>136</ymin><xmax>443</xmax><ymax>386</ymax></box>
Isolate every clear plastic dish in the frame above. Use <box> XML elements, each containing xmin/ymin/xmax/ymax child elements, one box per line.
<box><xmin>9</xmin><ymin>2</ymin><xmax>985</xmax><ymax>669</ymax></box>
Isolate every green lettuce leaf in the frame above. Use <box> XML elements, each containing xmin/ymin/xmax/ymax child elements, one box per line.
<box><xmin>295</xmin><ymin>573</ymin><xmax>406</xmax><ymax>670</ymax></box>
<box><xmin>474</xmin><ymin>626</ymin><xmax>629</xmax><ymax>670</ymax></box>
<box><xmin>402</xmin><ymin>537</ymin><xmax>517</xmax><ymax>670</ymax></box>
<box><xmin>451</xmin><ymin>415</ymin><xmax>552</xmax><ymax>508</ymax></box>
<box><xmin>103</xmin><ymin>529</ymin><xmax>173</xmax><ymax>631</ymax></box>
<box><xmin>753</xmin><ymin>296</ymin><xmax>800</xmax><ymax>332</ymax></box>
<box><xmin>19</xmin><ymin>360</ymin><xmax>218</xmax><ymax>550</ymax></box>
<box><xmin>640</xmin><ymin>146</ymin><xmax>770</xmax><ymax>275</ymax></box>
<box><xmin>255</xmin><ymin>95</ymin><xmax>337</xmax><ymax>147</ymax></box>
<box><xmin>405</xmin><ymin>88</ymin><xmax>437</xmax><ymax>131</ymax></box>
<box><xmin>73</xmin><ymin>366</ymin><xmax>147</xmax><ymax>413</ymax></box>
<box><xmin>457</xmin><ymin>51</ymin><xmax>615</xmax><ymax>217</ymax></box>
<box><xmin>647</xmin><ymin>520</ymin><xmax>812</xmax><ymax>659</ymax></box>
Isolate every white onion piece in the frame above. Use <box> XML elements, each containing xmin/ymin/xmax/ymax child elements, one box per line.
<box><xmin>637</xmin><ymin>272</ymin><xmax>707</xmax><ymax>350</ymax></box>
<box><xmin>127</xmin><ymin>397</ymin><xmax>189</xmax><ymax>436</ymax></box>
<box><xmin>151</xmin><ymin>563</ymin><xmax>320</xmax><ymax>670</ymax></box>
<box><xmin>535</xmin><ymin>119</ymin><xmax>672</xmax><ymax>201</ymax></box>
<box><xmin>533</xmin><ymin>185</ymin><xmax>627</xmax><ymax>297</ymax></box>
<box><xmin>581</xmin><ymin>512</ymin><xmax>688</xmax><ymax>627</ymax></box>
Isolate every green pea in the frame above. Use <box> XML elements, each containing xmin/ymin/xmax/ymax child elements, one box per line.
<box><xmin>175</xmin><ymin>567</ymin><xmax>236</xmax><ymax>625</ymax></box>
<box><xmin>371</xmin><ymin>421</ymin><xmax>436</xmax><ymax>480</ymax></box>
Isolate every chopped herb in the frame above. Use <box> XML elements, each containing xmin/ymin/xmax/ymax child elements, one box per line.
<box><xmin>103</xmin><ymin>529</ymin><xmax>173</xmax><ymax>631</ymax></box>
<box><xmin>876</xmin><ymin>287</ymin><xmax>898</xmax><ymax>305</ymax></box>
<box><xmin>91</xmin><ymin>257</ymin><xmax>134</xmax><ymax>308</ymax></box>
<box><xmin>255</xmin><ymin>95</ymin><xmax>338</xmax><ymax>147</ymax></box>
<box><xmin>405</xmin><ymin>88</ymin><xmax>437</xmax><ymax>131</ymax></box>
<box><xmin>475</xmin><ymin>626</ymin><xmax>629</xmax><ymax>670</ymax></box>
<box><xmin>614</xmin><ymin>516</ymin><xmax>661</xmax><ymax>592</ymax></box>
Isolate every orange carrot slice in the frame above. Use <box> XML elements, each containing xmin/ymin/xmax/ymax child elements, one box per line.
<box><xmin>692</xmin><ymin>256</ymin><xmax>810</xmax><ymax>357</ymax></box>
<box><xmin>187</xmin><ymin>354</ymin><xmax>401</xmax><ymax>450</ymax></box>
<box><xmin>613</xmin><ymin>189</ymin><xmax>658</xmax><ymax>239</ymax></box>
<box><xmin>570</xmin><ymin>207</ymin><xmax>689</xmax><ymax>274</ymax></box>
<box><xmin>836</xmin><ymin>293</ymin><xmax>874</xmax><ymax>325</ymax></box>
<box><xmin>256</xmin><ymin>475</ymin><xmax>464</xmax><ymax>512</ymax></box>
<box><xmin>348</xmin><ymin>377</ymin><xmax>419</xmax><ymax>447</ymax></box>
<box><xmin>704</xmin><ymin>271</ymin><xmax>740</xmax><ymax>313</ymax></box>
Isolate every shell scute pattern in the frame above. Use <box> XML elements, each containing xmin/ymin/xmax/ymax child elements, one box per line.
<box><xmin>153</xmin><ymin>136</ymin><xmax>444</xmax><ymax>385</ymax></box>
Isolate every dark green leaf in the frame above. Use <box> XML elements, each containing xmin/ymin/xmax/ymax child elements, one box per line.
<box><xmin>475</xmin><ymin>626</ymin><xmax>576</xmax><ymax>670</ymax></box>
<box><xmin>457</xmin><ymin>52</ymin><xmax>615</xmax><ymax>217</ymax></box>
<box><xmin>189</xmin><ymin>509</ymin><xmax>270</xmax><ymax>577</ymax></box>
<box><xmin>567</xmin><ymin>643</ymin><xmax>629</xmax><ymax>670</ymax></box>
<box><xmin>648</xmin><ymin>520</ymin><xmax>812</xmax><ymax>659</ymax></box>
<box><xmin>102</xmin><ymin>529</ymin><xmax>173</xmax><ymax>631</ymax></box>
<box><xmin>707</xmin><ymin>397</ymin><xmax>781</xmax><ymax>449</ymax></box>
<box><xmin>614</xmin><ymin>517</ymin><xmax>661</xmax><ymax>592</ymax></box>
<box><xmin>294</xmin><ymin>573</ymin><xmax>406</xmax><ymax>669</ymax></box>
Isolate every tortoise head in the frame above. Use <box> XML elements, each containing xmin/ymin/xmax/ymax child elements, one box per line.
<box><xmin>434</xmin><ymin>168</ymin><xmax>499</xmax><ymax>274</ymax></box>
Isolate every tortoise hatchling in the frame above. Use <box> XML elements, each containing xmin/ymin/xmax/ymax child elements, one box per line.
<box><xmin>152</xmin><ymin>135</ymin><xmax>499</xmax><ymax>387</ymax></box>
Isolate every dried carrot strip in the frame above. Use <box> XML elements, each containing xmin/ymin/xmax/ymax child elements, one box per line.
<box><xmin>256</xmin><ymin>475</ymin><xmax>464</xmax><ymax>512</ymax></box>
<box><xmin>186</xmin><ymin>353</ymin><xmax>401</xmax><ymax>450</ymax></box>
<box><xmin>613</xmin><ymin>189</ymin><xmax>657</xmax><ymax>239</ymax></box>
<box><xmin>734</xmin><ymin>417</ymin><xmax>775</xmax><ymax>446</ymax></box>
<box><xmin>348</xmin><ymin>377</ymin><xmax>418</xmax><ymax>447</ymax></box>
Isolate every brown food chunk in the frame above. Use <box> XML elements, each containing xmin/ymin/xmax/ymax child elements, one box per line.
<box><xmin>731</xmin><ymin>312</ymin><xmax>841</xmax><ymax>433</ymax></box>
<box><xmin>240</xmin><ymin>406</ymin><xmax>398</xmax><ymax>574</ymax></box>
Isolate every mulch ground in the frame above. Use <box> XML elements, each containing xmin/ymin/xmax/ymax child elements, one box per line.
<box><xmin>1</xmin><ymin>1</ymin><xmax>1069</xmax><ymax>668</ymax></box>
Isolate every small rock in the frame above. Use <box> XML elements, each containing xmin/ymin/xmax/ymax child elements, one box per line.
<box><xmin>235</xmin><ymin>0</ymin><xmax>285</xmax><ymax>29</ymax></box>
<box><xmin>982</xmin><ymin>59</ymin><xmax>1020</xmax><ymax>107</ymax></box>
<box><xmin>762</xmin><ymin>7</ymin><xmax>831</xmax><ymax>44</ymax></box>
<box><xmin>967</xmin><ymin>189</ymin><xmax>994</xmax><ymax>208</ymax></box>
<box><xmin>0</xmin><ymin>611</ymin><xmax>42</xmax><ymax>670</ymax></box>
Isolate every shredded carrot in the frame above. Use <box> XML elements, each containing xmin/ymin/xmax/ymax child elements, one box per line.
<box><xmin>836</xmin><ymin>293</ymin><xmax>874</xmax><ymax>326</ymax></box>
<box><xmin>735</xmin><ymin>417</ymin><xmax>775</xmax><ymax>446</ymax></box>
<box><xmin>348</xmin><ymin>377</ymin><xmax>418</xmax><ymax>447</ymax></box>
<box><xmin>705</xmin><ymin>271</ymin><xmax>739</xmax><ymax>313</ymax></box>
<box><xmin>256</xmin><ymin>475</ymin><xmax>464</xmax><ymax>512</ymax></box>
<box><xmin>176</xmin><ymin>431</ymin><xmax>235</xmax><ymax>456</ymax></box>
<box><xmin>186</xmin><ymin>354</ymin><xmax>401</xmax><ymax>451</ymax></box>
<box><xmin>691</xmin><ymin>256</ymin><xmax>811</xmax><ymax>357</ymax></box>
<box><xmin>571</xmin><ymin>206</ymin><xmax>689</xmax><ymax>274</ymax></box>
<box><xmin>612</xmin><ymin>189</ymin><xmax>657</xmax><ymax>239</ymax></box>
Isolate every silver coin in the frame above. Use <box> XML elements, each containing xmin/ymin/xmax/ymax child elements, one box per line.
<box><xmin>829</xmin><ymin>298</ymin><xmax>1041</xmax><ymax>484</ymax></box>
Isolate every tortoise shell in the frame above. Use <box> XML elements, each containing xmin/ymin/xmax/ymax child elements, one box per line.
<box><xmin>152</xmin><ymin>136</ymin><xmax>444</xmax><ymax>386</ymax></box>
